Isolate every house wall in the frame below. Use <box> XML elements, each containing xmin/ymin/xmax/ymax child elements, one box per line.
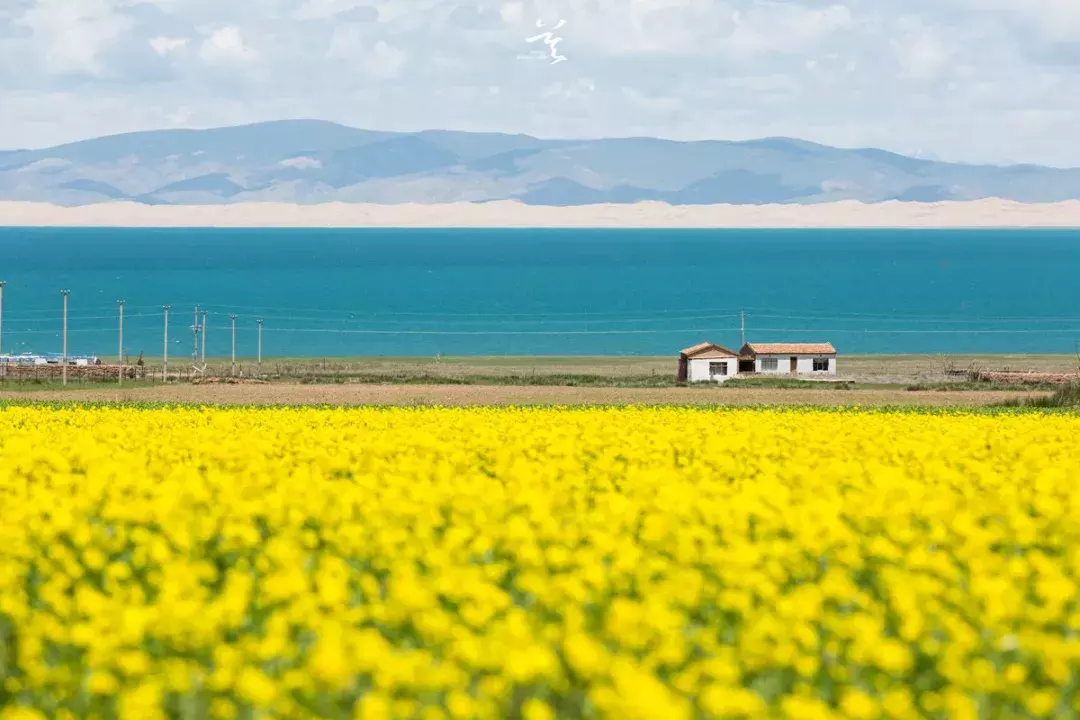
<box><xmin>755</xmin><ymin>354</ymin><xmax>837</xmax><ymax>375</ymax></box>
<box><xmin>688</xmin><ymin>357</ymin><xmax>738</xmax><ymax>382</ymax></box>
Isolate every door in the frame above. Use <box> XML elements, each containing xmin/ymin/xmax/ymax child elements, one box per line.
<box><xmin>790</xmin><ymin>356</ymin><xmax>798</xmax><ymax>375</ymax></box>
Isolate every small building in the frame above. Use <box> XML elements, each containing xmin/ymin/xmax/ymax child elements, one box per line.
<box><xmin>1</xmin><ymin>353</ymin><xmax>100</xmax><ymax>367</ymax></box>
<box><xmin>739</xmin><ymin>342</ymin><xmax>837</xmax><ymax>375</ymax></box>
<box><xmin>678</xmin><ymin>342</ymin><xmax>740</xmax><ymax>383</ymax></box>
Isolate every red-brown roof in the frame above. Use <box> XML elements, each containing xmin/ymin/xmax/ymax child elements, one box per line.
<box><xmin>680</xmin><ymin>342</ymin><xmax>738</xmax><ymax>358</ymax></box>
<box><xmin>742</xmin><ymin>342</ymin><xmax>836</xmax><ymax>355</ymax></box>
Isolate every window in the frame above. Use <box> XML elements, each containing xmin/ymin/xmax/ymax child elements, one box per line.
<box><xmin>813</xmin><ymin>358</ymin><xmax>830</xmax><ymax>372</ymax></box>
<box><xmin>761</xmin><ymin>358</ymin><xmax>779</xmax><ymax>371</ymax></box>
<box><xmin>709</xmin><ymin>361</ymin><xmax>728</xmax><ymax>376</ymax></box>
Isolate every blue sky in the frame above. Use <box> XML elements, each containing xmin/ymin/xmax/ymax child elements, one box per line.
<box><xmin>2</xmin><ymin>0</ymin><xmax>1079</xmax><ymax>166</ymax></box>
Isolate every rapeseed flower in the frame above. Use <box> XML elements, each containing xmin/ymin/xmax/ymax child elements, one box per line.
<box><xmin>0</xmin><ymin>405</ymin><xmax>1078</xmax><ymax>718</ymax></box>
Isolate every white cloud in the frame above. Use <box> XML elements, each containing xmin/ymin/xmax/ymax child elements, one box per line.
<box><xmin>294</xmin><ymin>0</ymin><xmax>371</xmax><ymax>21</ymax></box>
<box><xmin>621</xmin><ymin>86</ymin><xmax>681</xmax><ymax>112</ymax></box>
<box><xmin>542</xmin><ymin>78</ymin><xmax>596</xmax><ymax>100</ymax></box>
<box><xmin>891</xmin><ymin>20</ymin><xmax>951</xmax><ymax>80</ymax></box>
<box><xmin>4</xmin><ymin>0</ymin><xmax>1080</xmax><ymax>166</ymax></box>
<box><xmin>17</xmin><ymin>0</ymin><xmax>132</xmax><ymax>75</ymax></box>
<box><xmin>199</xmin><ymin>26</ymin><xmax>256</xmax><ymax>64</ymax></box>
<box><xmin>726</xmin><ymin>3</ymin><xmax>852</xmax><ymax>59</ymax></box>
<box><xmin>327</xmin><ymin>23</ymin><xmax>365</xmax><ymax>59</ymax></box>
<box><xmin>500</xmin><ymin>2</ymin><xmax>524</xmax><ymax>24</ymax></box>
<box><xmin>150</xmin><ymin>36</ymin><xmax>188</xmax><ymax>55</ymax></box>
<box><xmin>166</xmin><ymin>106</ymin><xmax>193</xmax><ymax>125</ymax></box>
<box><xmin>954</xmin><ymin>0</ymin><xmax>1080</xmax><ymax>42</ymax></box>
<box><xmin>328</xmin><ymin>25</ymin><xmax>406</xmax><ymax>78</ymax></box>
<box><xmin>366</xmin><ymin>40</ymin><xmax>407</xmax><ymax>78</ymax></box>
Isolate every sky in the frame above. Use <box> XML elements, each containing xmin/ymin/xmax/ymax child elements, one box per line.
<box><xmin>1</xmin><ymin>0</ymin><xmax>1079</xmax><ymax>166</ymax></box>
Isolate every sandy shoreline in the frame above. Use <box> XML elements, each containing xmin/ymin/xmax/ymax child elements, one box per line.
<box><xmin>3</xmin><ymin>198</ymin><xmax>1080</xmax><ymax>228</ymax></box>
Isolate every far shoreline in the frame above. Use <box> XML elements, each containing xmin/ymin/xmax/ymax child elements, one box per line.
<box><xmin>3</xmin><ymin>198</ymin><xmax>1080</xmax><ymax>229</ymax></box>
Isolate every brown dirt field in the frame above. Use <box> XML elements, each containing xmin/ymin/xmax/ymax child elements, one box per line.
<box><xmin>0</xmin><ymin>383</ymin><xmax>1050</xmax><ymax>407</ymax></box>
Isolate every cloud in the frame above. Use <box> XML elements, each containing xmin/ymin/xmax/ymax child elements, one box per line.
<box><xmin>0</xmin><ymin>18</ymin><xmax>32</xmax><ymax>39</ymax></box>
<box><xmin>499</xmin><ymin>2</ymin><xmax>524</xmax><ymax>25</ymax></box>
<box><xmin>891</xmin><ymin>19</ymin><xmax>951</xmax><ymax>80</ymax></box>
<box><xmin>150</xmin><ymin>36</ymin><xmax>188</xmax><ymax>55</ymax></box>
<box><xmin>366</xmin><ymin>40</ymin><xmax>407</xmax><ymax>78</ymax></box>
<box><xmin>295</xmin><ymin>0</ymin><xmax>378</xmax><ymax>21</ymax></box>
<box><xmin>449</xmin><ymin>4</ymin><xmax>500</xmax><ymax>29</ymax></box>
<box><xmin>339</xmin><ymin>6</ymin><xmax>380</xmax><ymax>22</ymax></box>
<box><xmin>199</xmin><ymin>27</ymin><xmax>256</xmax><ymax>63</ymax></box>
<box><xmin>2</xmin><ymin>0</ymin><xmax>1080</xmax><ymax>167</ymax></box>
<box><xmin>958</xmin><ymin>0</ymin><xmax>1080</xmax><ymax>43</ymax></box>
<box><xmin>16</xmin><ymin>0</ymin><xmax>133</xmax><ymax>76</ymax></box>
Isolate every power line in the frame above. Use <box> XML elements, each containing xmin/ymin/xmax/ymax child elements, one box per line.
<box><xmin>3</xmin><ymin>313</ymin><xmax>165</xmax><ymax>324</ymax></box>
<box><xmin>748</xmin><ymin>313</ymin><xmax>1080</xmax><ymax>324</ymax></box>
<box><xmin>203</xmin><ymin>309</ymin><xmax>1080</xmax><ymax>328</ymax></box>
<box><xmin>752</xmin><ymin>327</ymin><xmax>1080</xmax><ymax>334</ymax></box>
<box><xmin>13</xmin><ymin>298</ymin><xmax>1080</xmax><ymax>325</ymax></box>
<box><xmin>7</xmin><ymin>324</ymin><xmax>1080</xmax><ymax>338</ymax></box>
<box><xmin>743</xmin><ymin>307</ymin><xmax>1080</xmax><ymax>321</ymax></box>
<box><xmin>202</xmin><ymin>310</ymin><xmax>745</xmax><ymax>325</ymax></box>
<box><xmin>254</xmin><ymin>327</ymin><xmax>744</xmax><ymax>336</ymax></box>
<box><xmin>3</xmin><ymin>326</ymin><xmax>157</xmax><ymax>335</ymax></box>
<box><xmin>194</xmin><ymin>303</ymin><xmax>1080</xmax><ymax>325</ymax></box>
<box><xmin>236</xmin><ymin>326</ymin><xmax>1080</xmax><ymax>336</ymax></box>
<box><xmin>0</xmin><ymin>303</ymin><xmax>174</xmax><ymax>317</ymax></box>
<box><xmin>9</xmin><ymin>295</ymin><xmax>1080</xmax><ymax>324</ymax></box>
<box><xmin>199</xmin><ymin>302</ymin><xmax>715</xmax><ymax>318</ymax></box>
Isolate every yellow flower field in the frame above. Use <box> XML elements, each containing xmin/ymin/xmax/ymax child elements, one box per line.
<box><xmin>1</xmin><ymin>405</ymin><xmax>1079</xmax><ymax>720</ymax></box>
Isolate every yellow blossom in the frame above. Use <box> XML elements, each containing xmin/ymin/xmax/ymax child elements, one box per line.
<box><xmin>0</xmin><ymin>405</ymin><xmax>1077</xmax><ymax>718</ymax></box>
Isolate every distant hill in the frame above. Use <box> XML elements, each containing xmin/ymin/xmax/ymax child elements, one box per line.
<box><xmin>3</xmin><ymin>120</ymin><xmax>1080</xmax><ymax>206</ymax></box>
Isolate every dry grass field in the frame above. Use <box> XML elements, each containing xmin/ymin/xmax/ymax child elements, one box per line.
<box><xmin>1</xmin><ymin>355</ymin><xmax>1073</xmax><ymax>406</ymax></box>
<box><xmin>13</xmin><ymin>353</ymin><xmax>1073</xmax><ymax>386</ymax></box>
<box><xmin>0</xmin><ymin>382</ymin><xmax>1050</xmax><ymax>407</ymax></box>
<box><xmin>198</xmin><ymin>353</ymin><xmax>1080</xmax><ymax>381</ymax></box>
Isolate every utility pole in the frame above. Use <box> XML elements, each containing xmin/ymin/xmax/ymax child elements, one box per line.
<box><xmin>230</xmin><ymin>314</ymin><xmax>237</xmax><ymax>377</ymax></box>
<box><xmin>257</xmin><ymin>319</ymin><xmax>263</xmax><ymax>377</ymax></box>
<box><xmin>193</xmin><ymin>305</ymin><xmax>201</xmax><ymax>374</ymax></box>
<box><xmin>0</xmin><ymin>281</ymin><xmax>6</xmax><ymax>380</ymax></box>
<box><xmin>200</xmin><ymin>311</ymin><xmax>207</xmax><ymax>370</ymax></box>
<box><xmin>740</xmin><ymin>309</ymin><xmax>746</xmax><ymax>347</ymax></box>
<box><xmin>163</xmin><ymin>305</ymin><xmax>171</xmax><ymax>383</ymax></box>
<box><xmin>61</xmin><ymin>290</ymin><xmax>69</xmax><ymax>386</ymax></box>
<box><xmin>117</xmin><ymin>300</ymin><xmax>125</xmax><ymax>386</ymax></box>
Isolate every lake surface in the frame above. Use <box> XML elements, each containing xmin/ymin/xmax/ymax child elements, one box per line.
<box><xmin>1</xmin><ymin>227</ymin><xmax>1077</xmax><ymax>358</ymax></box>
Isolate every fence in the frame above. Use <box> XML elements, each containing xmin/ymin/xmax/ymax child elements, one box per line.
<box><xmin>0</xmin><ymin>364</ymin><xmax>145</xmax><ymax>383</ymax></box>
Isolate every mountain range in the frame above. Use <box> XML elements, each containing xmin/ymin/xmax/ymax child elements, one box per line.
<box><xmin>3</xmin><ymin>119</ymin><xmax>1080</xmax><ymax>206</ymax></box>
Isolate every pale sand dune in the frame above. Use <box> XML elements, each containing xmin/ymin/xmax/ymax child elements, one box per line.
<box><xmin>3</xmin><ymin>198</ymin><xmax>1080</xmax><ymax>228</ymax></box>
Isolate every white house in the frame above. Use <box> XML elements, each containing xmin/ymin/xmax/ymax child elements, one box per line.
<box><xmin>738</xmin><ymin>342</ymin><xmax>837</xmax><ymax>375</ymax></box>
<box><xmin>678</xmin><ymin>342</ymin><xmax>741</xmax><ymax>383</ymax></box>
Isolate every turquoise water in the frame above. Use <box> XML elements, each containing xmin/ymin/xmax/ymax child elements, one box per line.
<box><xmin>1</xmin><ymin>227</ymin><xmax>1077</xmax><ymax>358</ymax></box>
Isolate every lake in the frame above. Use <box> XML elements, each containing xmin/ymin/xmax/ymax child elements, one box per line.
<box><xmin>1</xmin><ymin>227</ymin><xmax>1076</xmax><ymax>357</ymax></box>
